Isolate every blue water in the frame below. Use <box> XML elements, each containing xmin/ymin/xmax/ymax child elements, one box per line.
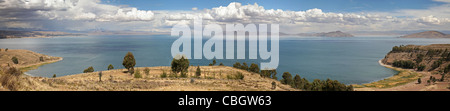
<box><xmin>1</xmin><ymin>35</ymin><xmax>450</xmax><ymax>84</ymax></box>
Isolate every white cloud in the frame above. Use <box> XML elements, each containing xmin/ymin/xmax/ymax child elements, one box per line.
<box><xmin>0</xmin><ymin>1</ymin><xmax>449</xmax><ymax>33</ymax></box>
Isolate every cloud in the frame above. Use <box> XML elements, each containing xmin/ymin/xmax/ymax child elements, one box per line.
<box><xmin>0</xmin><ymin>0</ymin><xmax>154</xmax><ymax>22</ymax></box>
<box><xmin>0</xmin><ymin>1</ymin><xmax>449</xmax><ymax>33</ymax></box>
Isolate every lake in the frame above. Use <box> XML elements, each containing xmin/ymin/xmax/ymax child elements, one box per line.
<box><xmin>1</xmin><ymin>35</ymin><xmax>450</xmax><ymax>84</ymax></box>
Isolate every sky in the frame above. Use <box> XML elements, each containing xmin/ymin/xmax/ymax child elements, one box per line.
<box><xmin>0</xmin><ymin>0</ymin><xmax>449</xmax><ymax>33</ymax></box>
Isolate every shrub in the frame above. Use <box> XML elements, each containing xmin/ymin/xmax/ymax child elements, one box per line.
<box><xmin>52</xmin><ymin>74</ymin><xmax>56</xmax><ymax>78</ymax></box>
<box><xmin>418</xmin><ymin>78</ymin><xmax>421</xmax><ymax>84</ymax></box>
<box><xmin>249</xmin><ymin>63</ymin><xmax>260</xmax><ymax>73</ymax></box>
<box><xmin>39</xmin><ymin>56</ymin><xmax>44</xmax><ymax>62</ymax></box>
<box><xmin>233</xmin><ymin>62</ymin><xmax>241</xmax><ymax>69</ymax></box>
<box><xmin>240</xmin><ymin>62</ymin><xmax>249</xmax><ymax>71</ymax></box>
<box><xmin>98</xmin><ymin>71</ymin><xmax>102</xmax><ymax>81</ymax></box>
<box><xmin>212</xmin><ymin>59</ymin><xmax>216</xmax><ymax>66</ymax></box>
<box><xmin>5</xmin><ymin>48</ymin><xmax>8</xmax><ymax>52</ymax></box>
<box><xmin>134</xmin><ymin>69</ymin><xmax>142</xmax><ymax>78</ymax></box>
<box><xmin>227</xmin><ymin>72</ymin><xmax>244</xmax><ymax>80</ymax></box>
<box><xmin>122</xmin><ymin>52</ymin><xmax>136</xmax><ymax>74</ymax></box>
<box><xmin>107</xmin><ymin>64</ymin><xmax>114</xmax><ymax>70</ymax></box>
<box><xmin>271</xmin><ymin>81</ymin><xmax>276</xmax><ymax>90</ymax></box>
<box><xmin>83</xmin><ymin>66</ymin><xmax>94</xmax><ymax>73</ymax></box>
<box><xmin>160</xmin><ymin>71</ymin><xmax>167</xmax><ymax>78</ymax></box>
<box><xmin>219</xmin><ymin>63</ymin><xmax>224</xmax><ymax>66</ymax></box>
<box><xmin>144</xmin><ymin>68</ymin><xmax>150</xmax><ymax>76</ymax></box>
<box><xmin>195</xmin><ymin>66</ymin><xmax>201</xmax><ymax>77</ymax></box>
<box><xmin>11</xmin><ymin>57</ymin><xmax>18</xmax><ymax>64</ymax></box>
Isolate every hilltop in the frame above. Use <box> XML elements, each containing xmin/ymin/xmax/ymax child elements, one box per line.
<box><xmin>400</xmin><ymin>31</ymin><xmax>450</xmax><ymax>38</ymax></box>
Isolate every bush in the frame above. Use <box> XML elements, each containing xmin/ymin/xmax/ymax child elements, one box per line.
<box><xmin>233</xmin><ymin>62</ymin><xmax>241</xmax><ymax>69</ymax></box>
<box><xmin>53</xmin><ymin>74</ymin><xmax>56</xmax><ymax>78</ymax></box>
<box><xmin>160</xmin><ymin>71</ymin><xmax>167</xmax><ymax>78</ymax></box>
<box><xmin>144</xmin><ymin>68</ymin><xmax>150</xmax><ymax>76</ymax></box>
<box><xmin>195</xmin><ymin>66</ymin><xmax>201</xmax><ymax>77</ymax></box>
<box><xmin>11</xmin><ymin>57</ymin><xmax>18</xmax><ymax>64</ymax></box>
<box><xmin>249</xmin><ymin>63</ymin><xmax>260</xmax><ymax>73</ymax></box>
<box><xmin>134</xmin><ymin>69</ymin><xmax>142</xmax><ymax>78</ymax></box>
<box><xmin>5</xmin><ymin>48</ymin><xmax>8</xmax><ymax>52</ymax></box>
<box><xmin>227</xmin><ymin>72</ymin><xmax>244</xmax><ymax>80</ymax></box>
<box><xmin>122</xmin><ymin>52</ymin><xmax>136</xmax><ymax>74</ymax></box>
<box><xmin>39</xmin><ymin>56</ymin><xmax>44</xmax><ymax>62</ymax></box>
<box><xmin>219</xmin><ymin>63</ymin><xmax>224</xmax><ymax>66</ymax></box>
<box><xmin>83</xmin><ymin>66</ymin><xmax>94</xmax><ymax>73</ymax></box>
<box><xmin>107</xmin><ymin>64</ymin><xmax>114</xmax><ymax>70</ymax></box>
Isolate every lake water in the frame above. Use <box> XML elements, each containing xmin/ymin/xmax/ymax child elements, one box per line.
<box><xmin>1</xmin><ymin>35</ymin><xmax>450</xmax><ymax>84</ymax></box>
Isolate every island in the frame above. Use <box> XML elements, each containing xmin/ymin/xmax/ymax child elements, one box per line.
<box><xmin>281</xmin><ymin>31</ymin><xmax>354</xmax><ymax>37</ymax></box>
<box><xmin>0</xmin><ymin>30</ymin><xmax>85</xmax><ymax>39</ymax></box>
<box><xmin>400</xmin><ymin>31</ymin><xmax>450</xmax><ymax>38</ymax></box>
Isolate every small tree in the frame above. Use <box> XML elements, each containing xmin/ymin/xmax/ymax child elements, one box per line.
<box><xmin>144</xmin><ymin>68</ymin><xmax>150</xmax><ymax>76</ymax></box>
<box><xmin>11</xmin><ymin>57</ymin><xmax>18</xmax><ymax>64</ymax></box>
<box><xmin>171</xmin><ymin>56</ymin><xmax>189</xmax><ymax>77</ymax></box>
<box><xmin>107</xmin><ymin>64</ymin><xmax>114</xmax><ymax>70</ymax></box>
<box><xmin>272</xmin><ymin>81</ymin><xmax>276</xmax><ymax>90</ymax></box>
<box><xmin>195</xmin><ymin>66</ymin><xmax>201</xmax><ymax>77</ymax></box>
<box><xmin>39</xmin><ymin>56</ymin><xmax>44</xmax><ymax>62</ymax></box>
<box><xmin>52</xmin><ymin>74</ymin><xmax>56</xmax><ymax>78</ymax></box>
<box><xmin>418</xmin><ymin>78</ymin><xmax>421</xmax><ymax>84</ymax></box>
<box><xmin>98</xmin><ymin>71</ymin><xmax>103</xmax><ymax>82</ymax></box>
<box><xmin>134</xmin><ymin>69</ymin><xmax>142</xmax><ymax>78</ymax></box>
<box><xmin>212</xmin><ymin>59</ymin><xmax>217</xmax><ymax>66</ymax></box>
<box><xmin>5</xmin><ymin>48</ymin><xmax>8</xmax><ymax>52</ymax></box>
<box><xmin>249</xmin><ymin>63</ymin><xmax>260</xmax><ymax>73</ymax></box>
<box><xmin>122</xmin><ymin>52</ymin><xmax>136</xmax><ymax>74</ymax></box>
<box><xmin>281</xmin><ymin>72</ymin><xmax>293</xmax><ymax>85</ymax></box>
<box><xmin>83</xmin><ymin>66</ymin><xmax>94</xmax><ymax>73</ymax></box>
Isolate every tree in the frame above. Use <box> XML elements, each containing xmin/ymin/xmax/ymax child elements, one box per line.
<box><xmin>195</xmin><ymin>66</ymin><xmax>201</xmax><ymax>77</ymax></box>
<box><xmin>98</xmin><ymin>71</ymin><xmax>103</xmax><ymax>82</ymax></box>
<box><xmin>11</xmin><ymin>57</ymin><xmax>18</xmax><ymax>64</ymax></box>
<box><xmin>241</xmin><ymin>62</ymin><xmax>249</xmax><ymax>71</ymax></box>
<box><xmin>108</xmin><ymin>64</ymin><xmax>114</xmax><ymax>70</ymax></box>
<box><xmin>418</xmin><ymin>78</ymin><xmax>421</xmax><ymax>84</ymax></box>
<box><xmin>233</xmin><ymin>62</ymin><xmax>241</xmax><ymax>69</ymax></box>
<box><xmin>249</xmin><ymin>63</ymin><xmax>260</xmax><ymax>73</ymax></box>
<box><xmin>171</xmin><ymin>56</ymin><xmax>190</xmax><ymax>77</ymax></box>
<box><xmin>122</xmin><ymin>52</ymin><xmax>136</xmax><ymax>74</ymax></box>
<box><xmin>281</xmin><ymin>72</ymin><xmax>293</xmax><ymax>85</ymax></box>
<box><xmin>293</xmin><ymin>75</ymin><xmax>302</xmax><ymax>89</ymax></box>
<box><xmin>52</xmin><ymin>74</ymin><xmax>56</xmax><ymax>78</ymax></box>
<box><xmin>271</xmin><ymin>81</ymin><xmax>276</xmax><ymax>90</ymax></box>
<box><xmin>212</xmin><ymin>59</ymin><xmax>217</xmax><ymax>66</ymax></box>
<box><xmin>5</xmin><ymin>48</ymin><xmax>8</xmax><ymax>52</ymax></box>
<box><xmin>83</xmin><ymin>66</ymin><xmax>94</xmax><ymax>73</ymax></box>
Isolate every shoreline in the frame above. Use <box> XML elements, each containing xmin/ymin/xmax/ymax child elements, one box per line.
<box><xmin>21</xmin><ymin>57</ymin><xmax>63</xmax><ymax>76</ymax></box>
<box><xmin>354</xmin><ymin>59</ymin><xmax>439</xmax><ymax>91</ymax></box>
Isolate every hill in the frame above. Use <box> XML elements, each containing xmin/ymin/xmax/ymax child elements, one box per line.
<box><xmin>400</xmin><ymin>31</ymin><xmax>450</xmax><ymax>38</ymax></box>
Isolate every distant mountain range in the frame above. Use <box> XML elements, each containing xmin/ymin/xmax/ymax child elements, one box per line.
<box><xmin>0</xmin><ymin>30</ymin><xmax>85</xmax><ymax>39</ymax></box>
<box><xmin>281</xmin><ymin>31</ymin><xmax>354</xmax><ymax>37</ymax></box>
<box><xmin>400</xmin><ymin>31</ymin><xmax>450</xmax><ymax>38</ymax></box>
